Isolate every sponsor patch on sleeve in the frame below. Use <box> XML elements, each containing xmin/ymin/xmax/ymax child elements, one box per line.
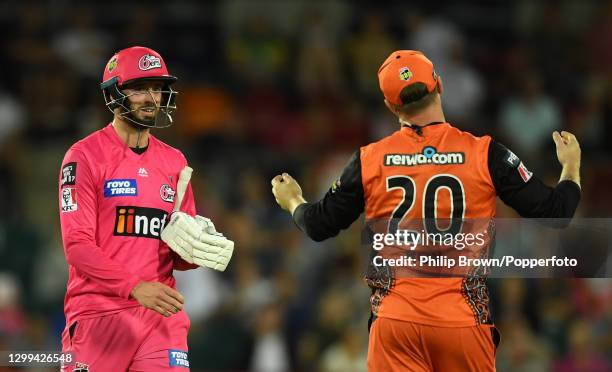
<box><xmin>330</xmin><ymin>179</ymin><xmax>341</xmax><ymax>194</ymax></box>
<box><xmin>504</xmin><ymin>149</ymin><xmax>520</xmax><ymax>168</ymax></box>
<box><xmin>517</xmin><ymin>161</ymin><xmax>533</xmax><ymax>182</ymax></box>
<box><xmin>61</xmin><ymin>188</ymin><xmax>77</xmax><ymax>212</ymax></box>
<box><xmin>104</xmin><ymin>179</ymin><xmax>138</xmax><ymax>197</ymax></box>
<box><xmin>61</xmin><ymin>162</ymin><xmax>77</xmax><ymax>186</ymax></box>
<box><xmin>168</xmin><ymin>349</ymin><xmax>189</xmax><ymax>368</ymax></box>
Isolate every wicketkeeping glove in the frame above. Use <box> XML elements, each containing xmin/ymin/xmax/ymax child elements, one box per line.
<box><xmin>161</xmin><ymin>212</ymin><xmax>234</xmax><ymax>271</ymax></box>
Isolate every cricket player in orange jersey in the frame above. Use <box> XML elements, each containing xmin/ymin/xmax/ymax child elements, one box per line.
<box><xmin>271</xmin><ymin>50</ymin><xmax>581</xmax><ymax>371</ymax></box>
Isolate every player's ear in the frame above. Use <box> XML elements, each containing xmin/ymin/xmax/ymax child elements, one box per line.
<box><xmin>436</xmin><ymin>76</ymin><xmax>444</xmax><ymax>95</ymax></box>
<box><xmin>384</xmin><ymin>99</ymin><xmax>400</xmax><ymax>116</ymax></box>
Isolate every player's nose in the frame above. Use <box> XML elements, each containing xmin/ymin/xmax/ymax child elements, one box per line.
<box><xmin>145</xmin><ymin>89</ymin><xmax>161</xmax><ymax>104</ymax></box>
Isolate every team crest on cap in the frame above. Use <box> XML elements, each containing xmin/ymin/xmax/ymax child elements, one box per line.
<box><xmin>399</xmin><ymin>67</ymin><xmax>412</xmax><ymax>81</ymax></box>
<box><xmin>138</xmin><ymin>54</ymin><xmax>162</xmax><ymax>71</ymax></box>
<box><xmin>107</xmin><ymin>56</ymin><xmax>118</xmax><ymax>72</ymax></box>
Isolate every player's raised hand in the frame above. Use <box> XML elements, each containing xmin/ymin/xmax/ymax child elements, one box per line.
<box><xmin>553</xmin><ymin>131</ymin><xmax>581</xmax><ymax>187</ymax></box>
<box><xmin>271</xmin><ymin>173</ymin><xmax>306</xmax><ymax>214</ymax></box>
<box><xmin>130</xmin><ymin>281</ymin><xmax>184</xmax><ymax>317</ymax></box>
<box><xmin>552</xmin><ymin>131</ymin><xmax>581</xmax><ymax>170</ymax></box>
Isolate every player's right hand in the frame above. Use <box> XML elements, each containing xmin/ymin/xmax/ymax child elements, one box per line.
<box><xmin>552</xmin><ymin>131</ymin><xmax>581</xmax><ymax>170</ymax></box>
<box><xmin>271</xmin><ymin>173</ymin><xmax>306</xmax><ymax>214</ymax></box>
<box><xmin>130</xmin><ymin>281</ymin><xmax>184</xmax><ymax>317</ymax></box>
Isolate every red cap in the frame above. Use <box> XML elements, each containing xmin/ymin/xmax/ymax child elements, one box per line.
<box><xmin>377</xmin><ymin>50</ymin><xmax>438</xmax><ymax>105</ymax></box>
<box><xmin>101</xmin><ymin>46</ymin><xmax>176</xmax><ymax>88</ymax></box>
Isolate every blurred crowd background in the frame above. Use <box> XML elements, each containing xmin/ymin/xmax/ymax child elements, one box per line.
<box><xmin>0</xmin><ymin>0</ymin><xmax>611</xmax><ymax>371</ymax></box>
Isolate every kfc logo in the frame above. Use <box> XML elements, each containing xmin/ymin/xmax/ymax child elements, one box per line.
<box><xmin>61</xmin><ymin>188</ymin><xmax>77</xmax><ymax>212</ymax></box>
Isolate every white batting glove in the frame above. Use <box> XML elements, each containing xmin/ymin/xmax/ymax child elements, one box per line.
<box><xmin>195</xmin><ymin>215</ymin><xmax>223</xmax><ymax>236</ymax></box>
<box><xmin>161</xmin><ymin>212</ymin><xmax>235</xmax><ymax>271</ymax></box>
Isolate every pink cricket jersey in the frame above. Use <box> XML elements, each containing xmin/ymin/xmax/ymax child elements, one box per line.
<box><xmin>58</xmin><ymin>123</ymin><xmax>198</xmax><ymax>325</ymax></box>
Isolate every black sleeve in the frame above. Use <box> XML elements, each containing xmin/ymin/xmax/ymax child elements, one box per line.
<box><xmin>293</xmin><ymin>151</ymin><xmax>365</xmax><ymax>242</ymax></box>
<box><xmin>488</xmin><ymin>140</ymin><xmax>581</xmax><ymax>219</ymax></box>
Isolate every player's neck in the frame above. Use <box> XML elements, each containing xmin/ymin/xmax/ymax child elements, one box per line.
<box><xmin>401</xmin><ymin>104</ymin><xmax>446</xmax><ymax>127</ymax></box>
<box><xmin>112</xmin><ymin>117</ymin><xmax>150</xmax><ymax>148</ymax></box>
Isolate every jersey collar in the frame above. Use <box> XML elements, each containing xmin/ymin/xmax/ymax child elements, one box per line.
<box><xmin>401</xmin><ymin>121</ymin><xmax>450</xmax><ymax>138</ymax></box>
<box><xmin>105</xmin><ymin>123</ymin><xmax>155</xmax><ymax>160</ymax></box>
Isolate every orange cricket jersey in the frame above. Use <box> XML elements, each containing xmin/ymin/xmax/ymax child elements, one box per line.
<box><xmin>361</xmin><ymin>122</ymin><xmax>496</xmax><ymax>327</ymax></box>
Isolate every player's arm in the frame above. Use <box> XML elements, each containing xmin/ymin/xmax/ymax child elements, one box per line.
<box><xmin>488</xmin><ymin>131</ymin><xmax>581</xmax><ymax>220</ymax></box>
<box><xmin>59</xmin><ymin>149</ymin><xmax>184</xmax><ymax>317</ymax></box>
<box><xmin>271</xmin><ymin>151</ymin><xmax>365</xmax><ymax>241</ymax></box>
<box><xmin>59</xmin><ymin>149</ymin><xmax>142</xmax><ymax>298</ymax></box>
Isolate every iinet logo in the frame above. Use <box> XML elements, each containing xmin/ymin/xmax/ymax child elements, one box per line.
<box><xmin>114</xmin><ymin>206</ymin><xmax>168</xmax><ymax>239</ymax></box>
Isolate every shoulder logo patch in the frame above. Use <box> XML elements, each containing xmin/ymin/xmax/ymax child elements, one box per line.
<box><xmin>331</xmin><ymin>179</ymin><xmax>341</xmax><ymax>194</ymax></box>
<box><xmin>504</xmin><ymin>150</ymin><xmax>520</xmax><ymax>168</ymax></box>
<box><xmin>517</xmin><ymin>161</ymin><xmax>533</xmax><ymax>182</ymax></box>
<box><xmin>61</xmin><ymin>188</ymin><xmax>77</xmax><ymax>212</ymax></box>
<box><xmin>61</xmin><ymin>162</ymin><xmax>77</xmax><ymax>186</ymax></box>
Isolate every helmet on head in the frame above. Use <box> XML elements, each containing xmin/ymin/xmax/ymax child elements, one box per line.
<box><xmin>101</xmin><ymin>46</ymin><xmax>178</xmax><ymax>128</ymax></box>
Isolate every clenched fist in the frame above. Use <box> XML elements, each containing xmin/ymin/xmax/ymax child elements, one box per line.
<box><xmin>553</xmin><ymin>131</ymin><xmax>580</xmax><ymax>169</ymax></box>
<box><xmin>552</xmin><ymin>131</ymin><xmax>581</xmax><ymax>187</ymax></box>
<box><xmin>271</xmin><ymin>173</ymin><xmax>307</xmax><ymax>214</ymax></box>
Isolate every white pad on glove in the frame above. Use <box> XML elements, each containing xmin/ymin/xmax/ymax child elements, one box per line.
<box><xmin>161</xmin><ymin>212</ymin><xmax>234</xmax><ymax>271</ymax></box>
<box><xmin>195</xmin><ymin>215</ymin><xmax>223</xmax><ymax>236</ymax></box>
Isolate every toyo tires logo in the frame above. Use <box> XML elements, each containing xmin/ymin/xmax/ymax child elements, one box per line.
<box><xmin>385</xmin><ymin>146</ymin><xmax>464</xmax><ymax>166</ymax></box>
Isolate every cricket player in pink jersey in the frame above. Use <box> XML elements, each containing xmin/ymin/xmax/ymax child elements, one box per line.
<box><xmin>58</xmin><ymin>46</ymin><xmax>234</xmax><ymax>371</ymax></box>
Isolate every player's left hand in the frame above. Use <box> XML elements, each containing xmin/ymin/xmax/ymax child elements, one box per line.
<box><xmin>271</xmin><ymin>172</ymin><xmax>307</xmax><ymax>214</ymax></box>
<box><xmin>161</xmin><ymin>212</ymin><xmax>234</xmax><ymax>271</ymax></box>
